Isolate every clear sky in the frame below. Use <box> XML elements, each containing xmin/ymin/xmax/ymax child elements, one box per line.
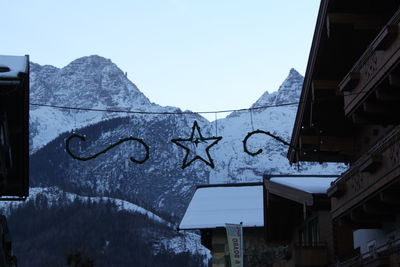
<box><xmin>2</xmin><ymin>0</ymin><xmax>320</xmax><ymax>120</ymax></box>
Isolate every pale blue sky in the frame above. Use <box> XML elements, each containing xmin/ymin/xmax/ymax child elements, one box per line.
<box><xmin>2</xmin><ymin>0</ymin><xmax>320</xmax><ymax>120</ymax></box>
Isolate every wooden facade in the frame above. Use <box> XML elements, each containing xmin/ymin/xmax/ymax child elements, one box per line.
<box><xmin>264</xmin><ymin>175</ymin><xmax>334</xmax><ymax>267</ymax></box>
<box><xmin>0</xmin><ymin>55</ymin><xmax>29</xmax><ymax>199</ymax></box>
<box><xmin>288</xmin><ymin>0</ymin><xmax>400</xmax><ymax>265</ymax></box>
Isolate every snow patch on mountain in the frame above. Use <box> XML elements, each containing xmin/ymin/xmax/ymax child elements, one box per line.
<box><xmin>154</xmin><ymin>231</ymin><xmax>211</xmax><ymax>264</ymax></box>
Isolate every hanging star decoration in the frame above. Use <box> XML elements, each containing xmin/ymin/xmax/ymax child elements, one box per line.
<box><xmin>171</xmin><ymin>121</ymin><xmax>222</xmax><ymax>169</ymax></box>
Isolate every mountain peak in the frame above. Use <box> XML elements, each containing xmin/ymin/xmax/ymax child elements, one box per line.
<box><xmin>250</xmin><ymin>68</ymin><xmax>304</xmax><ymax>109</ymax></box>
<box><xmin>278</xmin><ymin>68</ymin><xmax>303</xmax><ymax>92</ymax></box>
<box><xmin>68</xmin><ymin>55</ymin><xmax>112</xmax><ymax>67</ymax></box>
<box><xmin>31</xmin><ymin>54</ymin><xmax>151</xmax><ymax>109</ymax></box>
<box><xmin>63</xmin><ymin>55</ymin><xmax>116</xmax><ymax>74</ymax></box>
<box><xmin>288</xmin><ymin>68</ymin><xmax>301</xmax><ymax>79</ymax></box>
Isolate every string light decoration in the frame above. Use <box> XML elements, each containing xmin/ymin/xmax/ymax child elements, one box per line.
<box><xmin>65</xmin><ymin>133</ymin><xmax>150</xmax><ymax>164</ymax></box>
<box><xmin>171</xmin><ymin>121</ymin><xmax>222</xmax><ymax>169</ymax></box>
<box><xmin>34</xmin><ymin>101</ymin><xmax>307</xmax><ymax>167</ymax></box>
<box><xmin>242</xmin><ymin>129</ymin><xmax>296</xmax><ymax>157</ymax></box>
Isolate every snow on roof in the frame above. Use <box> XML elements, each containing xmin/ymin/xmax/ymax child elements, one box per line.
<box><xmin>0</xmin><ymin>55</ymin><xmax>28</xmax><ymax>79</ymax></box>
<box><xmin>269</xmin><ymin>176</ymin><xmax>337</xmax><ymax>194</ymax></box>
<box><xmin>179</xmin><ymin>184</ymin><xmax>263</xmax><ymax>230</ymax></box>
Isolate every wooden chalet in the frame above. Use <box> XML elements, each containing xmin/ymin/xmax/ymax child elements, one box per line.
<box><xmin>288</xmin><ymin>1</ymin><xmax>400</xmax><ymax>265</ymax></box>
<box><xmin>0</xmin><ymin>55</ymin><xmax>29</xmax><ymax>200</ymax></box>
<box><xmin>179</xmin><ymin>183</ymin><xmax>266</xmax><ymax>267</ymax></box>
<box><xmin>0</xmin><ymin>55</ymin><xmax>29</xmax><ymax>266</ymax></box>
<box><xmin>264</xmin><ymin>175</ymin><xmax>337</xmax><ymax>267</ymax></box>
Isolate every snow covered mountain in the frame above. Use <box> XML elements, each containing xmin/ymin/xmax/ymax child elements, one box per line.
<box><xmin>23</xmin><ymin>56</ymin><xmax>348</xmax><ymax>266</ymax></box>
<box><xmin>29</xmin><ymin>56</ymin><xmax>346</xmax><ymax>219</ymax></box>
<box><xmin>209</xmin><ymin>68</ymin><xmax>345</xmax><ymax>183</ymax></box>
<box><xmin>250</xmin><ymin>68</ymin><xmax>303</xmax><ymax>108</ymax></box>
<box><xmin>30</xmin><ymin>55</ymin><xmax>179</xmax><ymax>153</ymax></box>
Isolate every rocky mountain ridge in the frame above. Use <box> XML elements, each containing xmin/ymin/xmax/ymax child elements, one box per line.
<box><xmin>29</xmin><ymin>55</ymin><xmax>346</xmax><ymax>217</ymax></box>
<box><xmin>30</xmin><ymin>55</ymin><xmax>181</xmax><ymax>153</ymax></box>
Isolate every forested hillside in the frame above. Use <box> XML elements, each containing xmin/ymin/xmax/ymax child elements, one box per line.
<box><xmin>7</xmin><ymin>196</ymin><xmax>207</xmax><ymax>267</ymax></box>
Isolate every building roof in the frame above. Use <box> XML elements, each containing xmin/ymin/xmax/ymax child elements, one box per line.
<box><xmin>0</xmin><ymin>55</ymin><xmax>29</xmax><ymax>79</ymax></box>
<box><xmin>264</xmin><ymin>175</ymin><xmax>337</xmax><ymax>206</ymax></box>
<box><xmin>179</xmin><ymin>183</ymin><xmax>263</xmax><ymax>230</ymax></box>
<box><xmin>264</xmin><ymin>175</ymin><xmax>335</xmax><ymax>241</ymax></box>
<box><xmin>287</xmin><ymin>1</ymin><xmax>400</xmax><ymax>164</ymax></box>
<box><xmin>270</xmin><ymin>176</ymin><xmax>336</xmax><ymax>194</ymax></box>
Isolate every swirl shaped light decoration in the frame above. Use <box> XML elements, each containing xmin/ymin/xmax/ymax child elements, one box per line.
<box><xmin>242</xmin><ymin>129</ymin><xmax>295</xmax><ymax>157</ymax></box>
<box><xmin>65</xmin><ymin>133</ymin><xmax>149</xmax><ymax>164</ymax></box>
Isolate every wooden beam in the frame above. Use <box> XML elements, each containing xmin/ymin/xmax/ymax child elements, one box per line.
<box><xmin>300</xmin><ymin>135</ymin><xmax>353</xmax><ymax>153</ymax></box>
<box><xmin>359</xmin><ymin>155</ymin><xmax>382</xmax><ymax>173</ymax></box>
<box><xmin>349</xmin><ymin>221</ymin><xmax>382</xmax><ymax>230</ymax></box>
<box><xmin>362</xmin><ymin>102</ymin><xmax>390</xmax><ymax>114</ymax></box>
<box><xmin>375</xmin><ymin>88</ymin><xmax>400</xmax><ymax>101</ymax></box>
<box><xmin>327</xmin><ymin>13</ymin><xmax>384</xmax><ymax>37</ymax></box>
<box><xmin>312</xmin><ymin>80</ymin><xmax>338</xmax><ymax>90</ymax></box>
<box><xmin>327</xmin><ymin>182</ymin><xmax>346</xmax><ymax>198</ymax></box>
<box><xmin>351</xmin><ymin>113</ymin><xmax>398</xmax><ymax>125</ymax></box>
<box><xmin>339</xmin><ymin>72</ymin><xmax>360</xmax><ymax>92</ymax></box>
<box><xmin>299</xmin><ymin>151</ymin><xmax>351</xmax><ymax>163</ymax></box>
<box><xmin>311</xmin><ymin>80</ymin><xmax>339</xmax><ymax>100</ymax></box>
<box><xmin>350</xmin><ymin>211</ymin><xmax>383</xmax><ymax>228</ymax></box>
<box><xmin>362</xmin><ymin>202</ymin><xmax>400</xmax><ymax>216</ymax></box>
<box><xmin>372</xmin><ymin>24</ymin><xmax>399</xmax><ymax>51</ymax></box>
<box><xmin>351</xmin><ymin>209</ymin><xmax>395</xmax><ymax>224</ymax></box>
<box><xmin>388</xmin><ymin>73</ymin><xmax>400</xmax><ymax>88</ymax></box>
<box><xmin>380</xmin><ymin>192</ymin><xmax>400</xmax><ymax>205</ymax></box>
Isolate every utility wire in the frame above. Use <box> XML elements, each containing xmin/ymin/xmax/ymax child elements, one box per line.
<box><xmin>30</xmin><ymin>102</ymin><xmax>300</xmax><ymax>115</ymax></box>
<box><xmin>29</xmin><ymin>88</ymin><xmax>376</xmax><ymax>115</ymax></box>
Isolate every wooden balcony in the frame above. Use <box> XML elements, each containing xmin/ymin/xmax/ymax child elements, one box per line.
<box><xmin>293</xmin><ymin>243</ymin><xmax>329</xmax><ymax>267</ymax></box>
<box><xmin>328</xmin><ymin>126</ymin><xmax>400</xmax><ymax>221</ymax></box>
<box><xmin>338</xmin><ymin>8</ymin><xmax>400</xmax><ymax>122</ymax></box>
<box><xmin>335</xmin><ymin>239</ymin><xmax>400</xmax><ymax>267</ymax></box>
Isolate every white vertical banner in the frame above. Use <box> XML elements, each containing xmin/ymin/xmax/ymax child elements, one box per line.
<box><xmin>225</xmin><ymin>223</ymin><xmax>243</xmax><ymax>267</ymax></box>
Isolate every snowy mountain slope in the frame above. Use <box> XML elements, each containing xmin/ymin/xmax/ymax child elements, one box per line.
<box><xmin>29</xmin><ymin>56</ymin><xmax>346</xmax><ymax>219</ymax></box>
<box><xmin>29</xmin><ymin>55</ymin><xmax>180</xmax><ymax>153</ymax></box>
<box><xmin>30</xmin><ymin>114</ymin><xmax>211</xmax><ymax>218</ymax></box>
<box><xmin>0</xmin><ymin>186</ymin><xmax>166</xmax><ymax>224</ymax></box>
<box><xmin>0</xmin><ymin>186</ymin><xmax>211</xmax><ymax>260</ymax></box>
<box><xmin>154</xmin><ymin>231</ymin><xmax>211</xmax><ymax>264</ymax></box>
<box><xmin>207</xmin><ymin>68</ymin><xmax>346</xmax><ymax>183</ymax></box>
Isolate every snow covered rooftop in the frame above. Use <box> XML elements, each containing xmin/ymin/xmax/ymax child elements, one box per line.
<box><xmin>179</xmin><ymin>183</ymin><xmax>263</xmax><ymax>230</ymax></box>
<box><xmin>269</xmin><ymin>176</ymin><xmax>337</xmax><ymax>194</ymax></box>
<box><xmin>0</xmin><ymin>55</ymin><xmax>28</xmax><ymax>79</ymax></box>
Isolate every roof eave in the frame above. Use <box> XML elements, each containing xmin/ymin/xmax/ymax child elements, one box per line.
<box><xmin>288</xmin><ymin>0</ymin><xmax>330</xmax><ymax>163</ymax></box>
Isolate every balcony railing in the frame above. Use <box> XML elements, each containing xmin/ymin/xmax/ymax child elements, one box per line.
<box><xmin>336</xmin><ymin>238</ymin><xmax>400</xmax><ymax>267</ymax></box>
